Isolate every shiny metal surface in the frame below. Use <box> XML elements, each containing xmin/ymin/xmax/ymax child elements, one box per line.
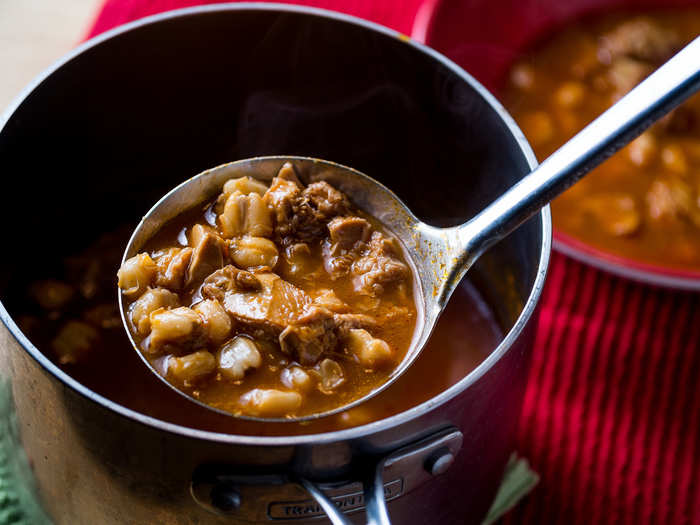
<box><xmin>297</xmin><ymin>480</ymin><xmax>354</xmax><ymax>525</ymax></box>
<box><xmin>363</xmin><ymin>460</ymin><xmax>391</xmax><ymax>525</ymax></box>
<box><xmin>188</xmin><ymin>427</ymin><xmax>462</xmax><ymax>522</ymax></box>
<box><xmin>0</xmin><ymin>4</ymin><xmax>550</xmax><ymax>524</ymax></box>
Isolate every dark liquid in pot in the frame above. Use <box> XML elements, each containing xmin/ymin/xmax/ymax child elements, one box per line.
<box><xmin>15</xmin><ymin>226</ymin><xmax>502</xmax><ymax>436</ymax></box>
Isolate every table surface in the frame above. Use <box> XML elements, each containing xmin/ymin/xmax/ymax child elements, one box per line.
<box><xmin>0</xmin><ymin>0</ymin><xmax>102</xmax><ymax>112</ymax></box>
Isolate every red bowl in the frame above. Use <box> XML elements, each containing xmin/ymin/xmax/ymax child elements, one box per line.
<box><xmin>411</xmin><ymin>0</ymin><xmax>700</xmax><ymax>290</ymax></box>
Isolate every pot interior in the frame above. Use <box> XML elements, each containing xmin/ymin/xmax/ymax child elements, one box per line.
<box><xmin>0</xmin><ymin>6</ymin><xmax>546</xmax><ymax>436</ymax></box>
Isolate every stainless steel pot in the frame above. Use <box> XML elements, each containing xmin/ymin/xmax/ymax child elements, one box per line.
<box><xmin>0</xmin><ymin>5</ymin><xmax>550</xmax><ymax>524</ymax></box>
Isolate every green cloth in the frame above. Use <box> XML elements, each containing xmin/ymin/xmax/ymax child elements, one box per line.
<box><xmin>0</xmin><ymin>381</ymin><xmax>51</xmax><ymax>525</ymax></box>
<box><xmin>0</xmin><ymin>381</ymin><xmax>536</xmax><ymax>524</ymax></box>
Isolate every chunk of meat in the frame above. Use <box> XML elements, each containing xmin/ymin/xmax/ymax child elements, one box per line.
<box><xmin>312</xmin><ymin>289</ymin><xmax>349</xmax><ymax>313</ymax></box>
<box><xmin>264</xmin><ymin>164</ymin><xmax>351</xmax><ymax>245</ymax></box>
<box><xmin>322</xmin><ymin>216</ymin><xmax>372</xmax><ymax>279</ymax></box>
<box><xmin>351</xmin><ymin>232</ymin><xmax>410</xmax><ymax>296</ymax></box>
<box><xmin>345</xmin><ymin>328</ymin><xmax>394</xmax><ymax>368</ymax></box>
<box><xmin>238</xmin><ymin>388</ymin><xmax>302</xmax><ymax>417</ymax></box>
<box><xmin>600</xmin><ymin>17</ymin><xmax>679</xmax><ymax>62</ymax></box>
<box><xmin>607</xmin><ymin>57</ymin><xmax>652</xmax><ymax>100</ymax></box>
<box><xmin>65</xmin><ymin>227</ymin><xmax>127</xmax><ymax>300</ymax></box>
<box><xmin>581</xmin><ymin>193</ymin><xmax>641</xmax><ymax>236</ymax></box>
<box><xmin>333</xmin><ymin>312</ymin><xmax>378</xmax><ymax>333</ymax></box>
<box><xmin>217</xmin><ymin>336</ymin><xmax>262</xmax><ymax>380</ymax></box>
<box><xmin>646</xmin><ymin>176</ymin><xmax>700</xmax><ymax>227</ymax></box>
<box><xmin>83</xmin><ymin>303</ymin><xmax>121</xmax><ymax>329</ymax></box>
<box><xmin>52</xmin><ymin>321</ymin><xmax>99</xmax><ymax>365</ymax></box>
<box><xmin>219</xmin><ymin>191</ymin><xmax>273</xmax><ymax>238</ymax></box>
<box><xmin>130</xmin><ymin>287</ymin><xmax>179</xmax><ymax>334</ymax></box>
<box><xmin>30</xmin><ymin>280</ymin><xmax>74</xmax><ymax>310</ymax></box>
<box><xmin>200</xmin><ymin>265</ymin><xmax>261</xmax><ymax>302</ymax></box>
<box><xmin>117</xmin><ymin>253</ymin><xmax>157</xmax><ymax>297</ymax></box>
<box><xmin>288</xmin><ymin>182</ymin><xmax>351</xmax><ymax>243</ymax></box>
<box><xmin>193</xmin><ymin>299</ymin><xmax>232</xmax><ymax>344</ymax></box>
<box><xmin>154</xmin><ymin>247</ymin><xmax>193</xmax><ymax>290</ymax></box>
<box><xmin>148</xmin><ymin>307</ymin><xmax>205</xmax><ymax>355</ymax></box>
<box><xmin>220</xmin><ymin>272</ymin><xmax>311</xmax><ymax>332</ymax></box>
<box><xmin>352</xmin><ymin>256</ymin><xmax>409</xmax><ymax>296</ymax></box>
<box><xmin>263</xmin><ymin>168</ymin><xmax>303</xmax><ymax>239</ymax></box>
<box><xmin>277</xmin><ymin>161</ymin><xmax>304</xmax><ymax>185</ymax></box>
<box><xmin>377</xmin><ymin>305</ymin><xmax>415</xmax><ymax>326</ymax></box>
<box><xmin>328</xmin><ymin>216</ymin><xmax>371</xmax><ymax>250</ymax></box>
<box><xmin>279</xmin><ymin>306</ymin><xmax>337</xmax><ymax>365</ymax></box>
<box><xmin>322</xmin><ymin>244</ymin><xmax>355</xmax><ymax>279</ymax></box>
<box><xmin>212</xmin><ymin>271</ymin><xmax>339</xmax><ymax>364</ymax></box>
<box><xmin>186</xmin><ymin>226</ymin><xmax>225</xmax><ymax>288</ymax></box>
<box><xmin>366</xmin><ymin>231</ymin><xmax>402</xmax><ymax>260</ymax></box>
<box><xmin>301</xmin><ymin>182</ymin><xmax>350</xmax><ymax>221</ymax></box>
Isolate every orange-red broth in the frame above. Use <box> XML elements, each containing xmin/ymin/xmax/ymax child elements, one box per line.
<box><xmin>20</xmin><ymin>227</ymin><xmax>502</xmax><ymax>436</ymax></box>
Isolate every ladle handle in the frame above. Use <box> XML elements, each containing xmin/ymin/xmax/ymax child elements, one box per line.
<box><xmin>299</xmin><ymin>458</ymin><xmax>392</xmax><ymax>525</ymax></box>
<box><xmin>363</xmin><ymin>458</ymin><xmax>391</xmax><ymax>525</ymax></box>
<box><xmin>298</xmin><ymin>478</ymin><xmax>355</xmax><ymax>525</ymax></box>
<box><xmin>456</xmin><ymin>36</ymin><xmax>700</xmax><ymax>263</ymax></box>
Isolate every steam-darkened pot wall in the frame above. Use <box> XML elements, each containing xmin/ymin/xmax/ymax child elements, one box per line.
<box><xmin>0</xmin><ymin>6</ymin><xmax>546</xmax><ymax>524</ymax></box>
<box><xmin>0</xmin><ymin>7</ymin><xmax>538</xmax><ymax>315</ymax></box>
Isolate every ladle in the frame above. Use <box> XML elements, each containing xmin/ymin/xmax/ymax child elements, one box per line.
<box><xmin>119</xmin><ymin>36</ymin><xmax>700</xmax><ymax>428</ymax></box>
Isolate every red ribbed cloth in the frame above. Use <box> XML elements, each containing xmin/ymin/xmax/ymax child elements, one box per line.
<box><xmin>87</xmin><ymin>2</ymin><xmax>700</xmax><ymax>524</ymax></box>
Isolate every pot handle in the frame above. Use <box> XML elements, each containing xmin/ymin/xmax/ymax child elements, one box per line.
<box><xmin>295</xmin><ymin>428</ymin><xmax>464</xmax><ymax>524</ymax></box>
<box><xmin>190</xmin><ymin>428</ymin><xmax>462</xmax><ymax>521</ymax></box>
<box><xmin>299</xmin><ymin>455</ymin><xmax>390</xmax><ymax>525</ymax></box>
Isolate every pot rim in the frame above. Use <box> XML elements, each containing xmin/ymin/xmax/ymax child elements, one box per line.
<box><xmin>0</xmin><ymin>2</ymin><xmax>551</xmax><ymax>446</ymax></box>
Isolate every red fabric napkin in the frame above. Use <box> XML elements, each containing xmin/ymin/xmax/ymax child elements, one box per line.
<box><xmin>87</xmin><ymin>0</ymin><xmax>425</xmax><ymax>38</ymax></box>
<box><xmin>87</xmin><ymin>2</ymin><xmax>700</xmax><ymax>524</ymax></box>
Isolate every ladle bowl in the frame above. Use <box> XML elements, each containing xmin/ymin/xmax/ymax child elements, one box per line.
<box><xmin>120</xmin><ymin>35</ymin><xmax>700</xmax><ymax>423</ymax></box>
<box><xmin>119</xmin><ymin>155</ymin><xmax>436</xmax><ymax>422</ymax></box>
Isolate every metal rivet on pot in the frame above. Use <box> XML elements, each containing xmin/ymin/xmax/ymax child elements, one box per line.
<box><xmin>424</xmin><ymin>448</ymin><xmax>455</xmax><ymax>476</ymax></box>
<box><xmin>210</xmin><ymin>483</ymin><xmax>241</xmax><ymax>513</ymax></box>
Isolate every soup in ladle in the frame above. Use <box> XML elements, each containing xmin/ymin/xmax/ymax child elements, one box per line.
<box><xmin>118</xmin><ymin>162</ymin><xmax>418</xmax><ymax>419</ymax></box>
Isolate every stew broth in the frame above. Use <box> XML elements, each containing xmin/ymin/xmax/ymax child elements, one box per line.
<box><xmin>17</xmin><ymin>225</ymin><xmax>500</xmax><ymax>436</ymax></box>
<box><xmin>118</xmin><ymin>164</ymin><xmax>418</xmax><ymax>418</ymax></box>
<box><xmin>504</xmin><ymin>11</ymin><xmax>700</xmax><ymax>270</ymax></box>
